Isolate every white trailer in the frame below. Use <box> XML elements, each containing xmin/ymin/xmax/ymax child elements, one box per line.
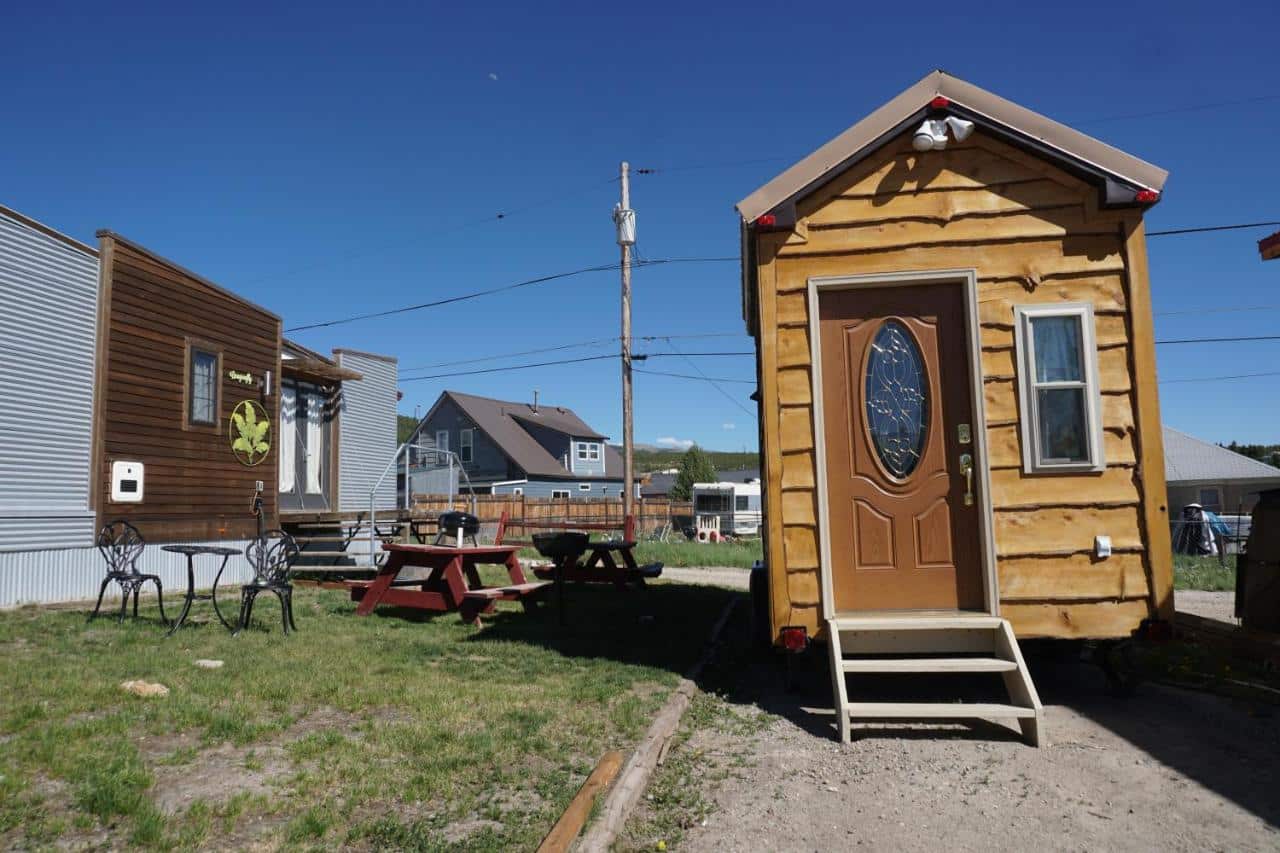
<box><xmin>692</xmin><ymin>480</ymin><xmax>762</xmax><ymax>538</ymax></box>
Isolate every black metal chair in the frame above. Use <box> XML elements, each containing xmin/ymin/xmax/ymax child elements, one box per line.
<box><xmin>234</xmin><ymin>530</ymin><xmax>300</xmax><ymax>635</ymax></box>
<box><xmin>90</xmin><ymin>520</ymin><xmax>168</xmax><ymax>624</ymax></box>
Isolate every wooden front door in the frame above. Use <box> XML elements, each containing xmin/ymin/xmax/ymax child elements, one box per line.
<box><xmin>818</xmin><ymin>282</ymin><xmax>984</xmax><ymax>611</ymax></box>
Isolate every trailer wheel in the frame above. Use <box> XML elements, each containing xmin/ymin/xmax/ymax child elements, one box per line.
<box><xmin>1094</xmin><ymin>640</ymin><xmax>1142</xmax><ymax>698</ymax></box>
<box><xmin>749</xmin><ymin>561</ymin><xmax>770</xmax><ymax>650</ymax></box>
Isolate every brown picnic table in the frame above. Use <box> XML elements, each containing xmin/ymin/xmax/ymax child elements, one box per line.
<box><xmin>346</xmin><ymin>543</ymin><xmax>550</xmax><ymax>625</ymax></box>
<box><xmin>530</xmin><ymin>539</ymin><xmax>663</xmax><ymax>587</ymax></box>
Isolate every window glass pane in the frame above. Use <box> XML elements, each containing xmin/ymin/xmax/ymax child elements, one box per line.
<box><xmin>864</xmin><ymin>320</ymin><xmax>928</xmax><ymax>478</ymax></box>
<box><xmin>1031</xmin><ymin>316</ymin><xmax>1084</xmax><ymax>383</ymax></box>
<box><xmin>190</xmin><ymin>350</ymin><xmax>217</xmax><ymax>424</ymax></box>
<box><xmin>735</xmin><ymin>495</ymin><xmax>748</xmax><ymax>510</ymax></box>
<box><xmin>1036</xmin><ymin>388</ymin><xmax>1089</xmax><ymax>462</ymax></box>
<box><xmin>305</xmin><ymin>392</ymin><xmax>325</xmax><ymax>493</ymax></box>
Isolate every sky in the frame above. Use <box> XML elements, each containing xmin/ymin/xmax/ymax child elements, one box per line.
<box><xmin>5</xmin><ymin>0</ymin><xmax>1278</xmax><ymax>450</ymax></box>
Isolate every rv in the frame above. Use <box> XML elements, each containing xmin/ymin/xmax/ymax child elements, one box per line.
<box><xmin>692</xmin><ymin>480</ymin><xmax>762</xmax><ymax>538</ymax></box>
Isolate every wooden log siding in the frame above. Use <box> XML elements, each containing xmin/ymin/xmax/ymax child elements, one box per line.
<box><xmin>95</xmin><ymin>237</ymin><xmax>281</xmax><ymax>541</ymax></box>
<box><xmin>756</xmin><ymin>130</ymin><xmax>1163</xmax><ymax>639</ymax></box>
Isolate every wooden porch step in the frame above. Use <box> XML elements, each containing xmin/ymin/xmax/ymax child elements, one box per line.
<box><xmin>844</xmin><ymin>702</ymin><xmax>1037</xmax><ymax>720</ymax></box>
<box><xmin>831</xmin><ymin>614</ymin><xmax>1003</xmax><ymax>631</ymax></box>
<box><xmin>840</xmin><ymin>657</ymin><xmax>1017</xmax><ymax>673</ymax></box>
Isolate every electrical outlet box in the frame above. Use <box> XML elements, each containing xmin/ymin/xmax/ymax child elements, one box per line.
<box><xmin>1094</xmin><ymin>535</ymin><xmax>1112</xmax><ymax>559</ymax></box>
<box><xmin>255</xmin><ymin>480</ymin><xmax>264</xmax><ymax>492</ymax></box>
<box><xmin>111</xmin><ymin>460</ymin><xmax>144</xmax><ymax>503</ymax></box>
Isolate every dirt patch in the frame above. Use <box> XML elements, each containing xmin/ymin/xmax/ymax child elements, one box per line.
<box><xmin>627</xmin><ymin>648</ymin><xmax>1280</xmax><ymax>851</ymax></box>
<box><xmin>1175</xmin><ymin>590</ymin><xmax>1237</xmax><ymax>623</ymax></box>
<box><xmin>151</xmin><ymin>742</ymin><xmax>291</xmax><ymax>815</ymax></box>
<box><xmin>661</xmin><ymin>567</ymin><xmax>750</xmax><ymax>590</ymax></box>
<box><xmin>442</xmin><ymin>817</ymin><xmax>504</xmax><ymax>844</ymax></box>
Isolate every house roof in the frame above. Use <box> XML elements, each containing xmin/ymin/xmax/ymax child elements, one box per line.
<box><xmin>281</xmin><ymin>338</ymin><xmax>363</xmax><ymax>382</ymax></box>
<box><xmin>1164</xmin><ymin>427</ymin><xmax>1280</xmax><ymax>485</ymax></box>
<box><xmin>439</xmin><ymin>391</ymin><xmax>621</xmax><ymax>480</ymax></box>
<box><xmin>736</xmin><ymin>69</ymin><xmax>1168</xmax><ymax>223</ymax></box>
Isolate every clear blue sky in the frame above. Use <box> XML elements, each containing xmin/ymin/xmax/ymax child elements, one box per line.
<box><xmin>6</xmin><ymin>1</ymin><xmax>1277</xmax><ymax>450</ymax></box>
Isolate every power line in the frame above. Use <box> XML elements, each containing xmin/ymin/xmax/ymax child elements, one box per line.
<box><xmin>285</xmin><ymin>256</ymin><xmax>738</xmax><ymax>332</ymax></box>
<box><xmin>1075</xmin><ymin>94</ymin><xmax>1280</xmax><ymax>127</ymax></box>
<box><xmin>635</xmin><ymin>367</ymin><xmax>756</xmax><ymax>384</ymax></box>
<box><xmin>398</xmin><ymin>353</ymin><xmax>618</xmax><ymax>382</ymax></box>
<box><xmin>1147</xmin><ymin>220</ymin><xmax>1280</xmax><ymax>237</ymax></box>
<box><xmin>1156</xmin><ymin>304</ymin><xmax>1280</xmax><ymax>317</ymax></box>
<box><xmin>659</xmin><ymin>338</ymin><xmax>755</xmax><ymax>416</ymax></box>
<box><xmin>401</xmin><ymin>337</ymin><xmax>616</xmax><ymax>373</ymax></box>
<box><xmin>1156</xmin><ymin>334</ymin><xmax>1280</xmax><ymax>345</ymax></box>
<box><xmin>1161</xmin><ymin>370</ymin><xmax>1280</xmax><ymax>385</ymax></box>
<box><xmin>645</xmin><ymin>351</ymin><xmax>755</xmax><ymax>357</ymax></box>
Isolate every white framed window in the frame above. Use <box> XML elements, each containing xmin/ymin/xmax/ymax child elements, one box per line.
<box><xmin>575</xmin><ymin>441</ymin><xmax>601</xmax><ymax>462</ymax></box>
<box><xmin>576</xmin><ymin>442</ymin><xmax>589</xmax><ymax>461</ymax></box>
<box><xmin>552</xmin><ymin>489</ymin><xmax>571</xmax><ymax>499</ymax></box>
<box><xmin>460</xmin><ymin>429</ymin><xmax>473</xmax><ymax>464</ymax></box>
<box><xmin>1014</xmin><ymin>303</ymin><xmax>1106</xmax><ymax>473</ymax></box>
<box><xmin>588</xmin><ymin>443</ymin><xmax>600</xmax><ymax>461</ymax></box>
<box><xmin>511</xmin><ymin>487</ymin><xmax>523</xmax><ymax>496</ymax></box>
<box><xmin>578</xmin><ymin>483</ymin><xmax>591</xmax><ymax>491</ymax></box>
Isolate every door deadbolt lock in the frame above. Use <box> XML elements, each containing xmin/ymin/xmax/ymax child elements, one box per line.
<box><xmin>959</xmin><ymin>453</ymin><xmax>974</xmax><ymax>506</ymax></box>
<box><xmin>958</xmin><ymin>423</ymin><xmax>971</xmax><ymax>444</ymax></box>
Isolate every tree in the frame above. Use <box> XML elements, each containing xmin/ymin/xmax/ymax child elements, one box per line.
<box><xmin>670</xmin><ymin>445</ymin><xmax>717</xmax><ymax>501</ymax></box>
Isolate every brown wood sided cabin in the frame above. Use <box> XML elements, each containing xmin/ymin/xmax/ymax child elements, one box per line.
<box><xmin>91</xmin><ymin>232</ymin><xmax>282</xmax><ymax>541</ymax></box>
<box><xmin>738</xmin><ymin>72</ymin><xmax>1175</xmax><ymax>742</ymax></box>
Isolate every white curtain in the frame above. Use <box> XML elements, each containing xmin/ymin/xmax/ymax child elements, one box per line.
<box><xmin>1032</xmin><ymin>316</ymin><xmax>1083</xmax><ymax>382</ymax></box>
<box><xmin>305</xmin><ymin>392</ymin><xmax>325</xmax><ymax>494</ymax></box>
<box><xmin>279</xmin><ymin>386</ymin><xmax>296</xmax><ymax>493</ymax></box>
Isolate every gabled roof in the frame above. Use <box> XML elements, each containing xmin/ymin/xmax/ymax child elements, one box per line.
<box><xmin>737</xmin><ymin>70</ymin><xmax>1168</xmax><ymax>223</ymax></box>
<box><xmin>1164</xmin><ymin>427</ymin><xmax>1280</xmax><ymax>484</ymax></box>
<box><xmin>433</xmin><ymin>391</ymin><xmax>621</xmax><ymax>480</ymax></box>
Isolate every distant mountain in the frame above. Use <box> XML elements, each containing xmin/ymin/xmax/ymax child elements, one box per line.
<box><xmin>610</xmin><ymin>444</ymin><xmax>759</xmax><ymax>474</ymax></box>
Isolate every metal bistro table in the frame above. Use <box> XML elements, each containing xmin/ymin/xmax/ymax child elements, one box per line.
<box><xmin>161</xmin><ymin>545</ymin><xmax>243</xmax><ymax>636</ymax></box>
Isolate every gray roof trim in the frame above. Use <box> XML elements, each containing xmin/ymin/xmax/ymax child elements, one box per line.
<box><xmin>1163</xmin><ymin>426</ymin><xmax>1280</xmax><ymax>484</ymax></box>
<box><xmin>0</xmin><ymin>203</ymin><xmax>98</xmax><ymax>256</ymax></box>
<box><xmin>736</xmin><ymin>70</ymin><xmax>1168</xmax><ymax>223</ymax></box>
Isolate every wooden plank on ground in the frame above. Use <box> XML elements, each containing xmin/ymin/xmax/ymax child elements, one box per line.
<box><xmin>536</xmin><ymin>750</ymin><xmax>624</xmax><ymax>853</ymax></box>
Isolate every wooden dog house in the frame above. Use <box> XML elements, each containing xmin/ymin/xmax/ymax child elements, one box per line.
<box><xmin>738</xmin><ymin>71</ymin><xmax>1173</xmax><ymax>743</ymax></box>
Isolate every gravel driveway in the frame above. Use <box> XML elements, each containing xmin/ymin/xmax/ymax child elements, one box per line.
<box><xmin>628</xmin><ymin>571</ymin><xmax>1276</xmax><ymax>851</ymax></box>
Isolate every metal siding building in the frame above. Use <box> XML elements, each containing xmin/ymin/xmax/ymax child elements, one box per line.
<box><xmin>335</xmin><ymin>350</ymin><xmax>398</xmax><ymax>511</ymax></box>
<box><xmin>0</xmin><ymin>207</ymin><xmax>99</xmax><ymax>552</ymax></box>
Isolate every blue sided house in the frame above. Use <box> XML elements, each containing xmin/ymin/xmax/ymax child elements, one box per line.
<box><xmin>407</xmin><ymin>391</ymin><xmax>630</xmax><ymax>498</ymax></box>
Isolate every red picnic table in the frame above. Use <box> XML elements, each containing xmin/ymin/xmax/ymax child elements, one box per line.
<box><xmin>346</xmin><ymin>543</ymin><xmax>550</xmax><ymax>625</ymax></box>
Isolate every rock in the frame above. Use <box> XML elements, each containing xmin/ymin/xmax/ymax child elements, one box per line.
<box><xmin>120</xmin><ymin>680</ymin><xmax>169</xmax><ymax>697</ymax></box>
<box><xmin>194</xmin><ymin>659</ymin><xmax>224</xmax><ymax>669</ymax></box>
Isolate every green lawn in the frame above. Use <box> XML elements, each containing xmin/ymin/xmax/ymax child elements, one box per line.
<box><xmin>0</xmin><ymin>578</ymin><xmax>738</xmax><ymax>850</ymax></box>
<box><xmin>517</xmin><ymin>539</ymin><xmax>763</xmax><ymax>570</ymax></box>
<box><xmin>1173</xmin><ymin>553</ymin><xmax>1237</xmax><ymax>591</ymax></box>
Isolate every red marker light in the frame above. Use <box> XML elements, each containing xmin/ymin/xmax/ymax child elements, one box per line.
<box><xmin>779</xmin><ymin>625</ymin><xmax>808</xmax><ymax>653</ymax></box>
<box><xmin>930</xmin><ymin>96</ymin><xmax>950</xmax><ymax>109</ymax></box>
<box><xmin>1135</xmin><ymin>189</ymin><xmax>1159</xmax><ymax>203</ymax></box>
<box><xmin>756</xmin><ymin>214</ymin><xmax>777</xmax><ymax>228</ymax></box>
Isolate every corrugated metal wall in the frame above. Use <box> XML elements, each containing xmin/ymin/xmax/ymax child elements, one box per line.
<box><xmin>0</xmin><ymin>209</ymin><xmax>99</xmax><ymax>552</ymax></box>
<box><xmin>0</xmin><ymin>539</ymin><xmax>256</xmax><ymax>608</ymax></box>
<box><xmin>334</xmin><ymin>350</ymin><xmax>398</xmax><ymax>511</ymax></box>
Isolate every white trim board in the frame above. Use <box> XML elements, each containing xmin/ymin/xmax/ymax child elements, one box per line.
<box><xmin>805</xmin><ymin>268</ymin><xmax>999</xmax><ymax>619</ymax></box>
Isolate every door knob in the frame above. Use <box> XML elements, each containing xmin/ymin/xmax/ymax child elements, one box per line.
<box><xmin>959</xmin><ymin>453</ymin><xmax>974</xmax><ymax>506</ymax></box>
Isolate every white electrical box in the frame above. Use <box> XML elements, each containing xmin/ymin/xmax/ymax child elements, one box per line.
<box><xmin>111</xmin><ymin>460</ymin><xmax>144</xmax><ymax>503</ymax></box>
<box><xmin>1094</xmin><ymin>535</ymin><xmax>1112</xmax><ymax>559</ymax></box>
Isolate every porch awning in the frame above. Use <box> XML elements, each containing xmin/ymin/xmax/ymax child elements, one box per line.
<box><xmin>282</xmin><ymin>357</ymin><xmax>363</xmax><ymax>383</ymax></box>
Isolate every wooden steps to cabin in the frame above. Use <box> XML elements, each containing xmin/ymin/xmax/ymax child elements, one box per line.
<box><xmin>826</xmin><ymin>613</ymin><xmax>1044</xmax><ymax>746</ymax></box>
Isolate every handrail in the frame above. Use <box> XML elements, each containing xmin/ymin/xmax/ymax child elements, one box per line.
<box><xmin>368</xmin><ymin>443</ymin><xmax>477</xmax><ymax>563</ymax></box>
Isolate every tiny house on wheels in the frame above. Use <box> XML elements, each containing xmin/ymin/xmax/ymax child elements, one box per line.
<box><xmin>739</xmin><ymin>71</ymin><xmax>1174</xmax><ymax>744</ymax></box>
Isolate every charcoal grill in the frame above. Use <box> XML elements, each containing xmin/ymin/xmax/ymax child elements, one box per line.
<box><xmin>435</xmin><ymin>511</ymin><xmax>481</xmax><ymax>547</ymax></box>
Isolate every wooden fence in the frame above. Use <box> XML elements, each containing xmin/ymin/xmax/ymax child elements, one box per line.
<box><xmin>409</xmin><ymin>494</ymin><xmax>692</xmax><ymax>535</ymax></box>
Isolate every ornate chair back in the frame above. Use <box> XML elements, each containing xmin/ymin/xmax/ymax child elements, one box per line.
<box><xmin>245</xmin><ymin>530</ymin><xmax>300</xmax><ymax>587</ymax></box>
<box><xmin>96</xmin><ymin>520</ymin><xmax>146</xmax><ymax>578</ymax></box>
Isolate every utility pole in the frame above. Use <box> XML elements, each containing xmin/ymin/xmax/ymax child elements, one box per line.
<box><xmin>614</xmin><ymin>162</ymin><xmax>636</xmax><ymax>521</ymax></box>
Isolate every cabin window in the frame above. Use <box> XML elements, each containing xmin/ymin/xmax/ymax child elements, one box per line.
<box><xmin>552</xmin><ymin>489</ymin><xmax>571</xmax><ymax>499</ymax></box>
<box><xmin>186</xmin><ymin>344</ymin><xmax>220</xmax><ymax>427</ymax></box>
<box><xmin>1014</xmin><ymin>304</ymin><xmax>1106</xmax><ymax>473</ymax></box>
<box><xmin>1198</xmin><ymin>487</ymin><xmax>1222</xmax><ymax>512</ymax></box>
<box><xmin>735</xmin><ymin>495</ymin><xmax>749</xmax><ymax>511</ymax></box>
<box><xmin>460</xmin><ymin>429</ymin><xmax>473</xmax><ymax>464</ymax></box>
<box><xmin>578</xmin><ymin>483</ymin><xmax>591</xmax><ymax>491</ymax></box>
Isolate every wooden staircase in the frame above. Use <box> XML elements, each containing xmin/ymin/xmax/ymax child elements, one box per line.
<box><xmin>827</xmin><ymin>613</ymin><xmax>1043</xmax><ymax>746</ymax></box>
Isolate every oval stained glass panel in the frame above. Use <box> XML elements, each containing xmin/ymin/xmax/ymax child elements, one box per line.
<box><xmin>863</xmin><ymin>320</ymin><xmax>929</xmax><ymax>479</ymax></box>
